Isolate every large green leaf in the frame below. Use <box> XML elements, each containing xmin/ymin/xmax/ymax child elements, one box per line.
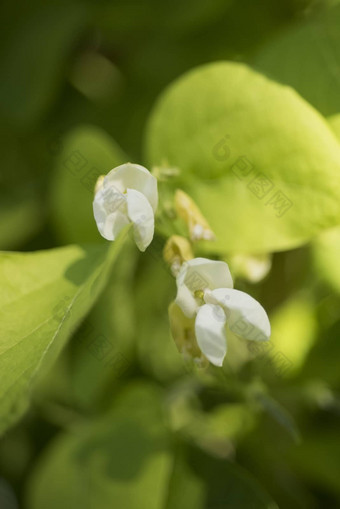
<box><xmin>288</xmin><ymin>430</ymin><xmax>340</xmax><ymax>498</ymax></box>
<box><xmin>0</xmin><ymin>4</ymin><xmax>89</xmax><ymax>126</ymax></box>
<box><xmin>253</xmin><ymin>4</ymin><xmax>340</xmax><ymax>119</ymax></box>
<box><xmin>27</xmin><ymin>383</ymin><xmax>173</xmax><ymax>509</ymax></box>
<box><xmin>27</xmin><ymin>381</ymin><xmax>277</xmax><ymax>509</ymax></box>
<box><xmin>0</xmin><ymin>235</ymin><xmax>126</xmax><ymax>435</ymax></box>
<box><xmin>329</xmin><ymin>113</ymin><xmax>340</xmax><ymax>138</ymax></box>
<box><xmin>50</xmin><ymin>125</ymin><xmax>127</xmax><ymax>244</ymax></box>
<box><xmin>269</xmin><ymin>295</ymin><xmax>317</xmax><ymax>376</ymax></box>
<box><xmin>299</xmin><ymin>315</ymin><xmax>340</xmax><ymax>388</ymax></box>
<box><xmin>166</xmin><ymin>447</ymin><xmax>278</xmax><ymax>509</ymax></box>
<box><xmin>312</xmin><ymin>226</ymin><xmax>340</xmax><ymax>293</ymax></box>
<box><xmin>145</xmin><ymin>62</ymin><xmax>340</xmax><ymax>253</ymax></box>
<box><xmin>310</xmin><ymin>116</ymin><xmax>340</xmax><ymax>292</ymax></box>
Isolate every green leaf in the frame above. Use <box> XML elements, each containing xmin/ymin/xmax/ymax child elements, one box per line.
<box><xmin>145</xmin><ymin>62</ymin><xmax>340</xmax><ymax>253</ymax></box>
<box><xmin>311</xmin><ymin>114</ymin><xmax>340</xmax><ymax>293</ymax></box>
<box><xmin>27</xmin><ymin>383</ymin><xmax>173</xmax><ymax>509</ymax></box>
<box><xmin>166</xmin><ymin>447</ymin><xmax>278</xmax><ymax>509</ymax></box>
<box><xmin>329</xmin><ymin>113</ymin><xmax>340</xmax><ymax>139</ymax></box>
<box><xmin>300</xmin><ymin>316</ymin><xmax>340</xmax><ymax>387</ymax></box>
<box><xmin>289</xmin><ymin>430</ymin><xmax>340</xmax><ymax>498</ymax></box>
<box><xmin>0</xmin><ymin>4</ymin><xmax>89</xmax><ymax>126</ymax></box>
<box><xmin>27</xmin><ymin>382</ymin><xmax>277</xmax><ymax>509</ymax></box>
<box><xmin>312</xmin><ymin>226</ymin><xmax>340</xmax><ymax>293</ymax></box>
<box><xmin>253</xmin><ymin>4</ymin><xmax>340</xmax><ymax>119</ymax></box>
<box><xmin>269</xmin><ymin>295</ymin><xmax>317</xmax><ymax>376</ymax></box>
<box><xmin>50</xmin><ymin>125</ymin><xmax>127</xmax><ymax>244</ymax></box>
<box><xmin>0</xmin><ymin>235</ymin><xmax>127</xmax><ymax>435</ymax></box>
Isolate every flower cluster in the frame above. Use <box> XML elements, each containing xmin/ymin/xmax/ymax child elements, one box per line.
<box><xmin>93</xmin><ymin>163</ymin><xmax>271</xmax><ymax>367</ymax></box>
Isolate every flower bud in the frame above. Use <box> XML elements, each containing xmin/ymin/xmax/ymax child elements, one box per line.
<box><xmin>168</xmin><ymin>301</ymin><xmax>208</xmax><ymax>367</ymax></box>
<box><xmin>163</xmin><ymin>235</ymin><xmax>194</xmax><ymax>276</ymax></box>
<box><xmin>174</xmin><ymin>189</ymin><xmax>215</xmax><ymax>242</ymax></box>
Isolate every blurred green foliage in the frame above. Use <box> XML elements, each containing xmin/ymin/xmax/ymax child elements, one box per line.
<box><xmin>1</xmin><ymin>0</ymin><xmax>340</xmax><ymax>508</ymax></box>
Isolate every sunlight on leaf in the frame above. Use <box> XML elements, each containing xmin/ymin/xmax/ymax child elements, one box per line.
<box><xmin>146</xmin><ymin>62</ymin><xmax>340</xmax><ymax>253</ymax></box>
<box><xmin>0</xmin><ymin>233</ymin><xmax>127</xmax><ymax>435</ymax></box>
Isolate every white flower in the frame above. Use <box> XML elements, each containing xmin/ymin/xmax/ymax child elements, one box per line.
<box><xmin>175</xmin><ymin>258</ymin><xmax>271</xmax><ymax>367</ymax></box>
<box><xmin>93</xmin><ymin>163</ymin><xmax>158</xmax><ymax>251</ymax></box>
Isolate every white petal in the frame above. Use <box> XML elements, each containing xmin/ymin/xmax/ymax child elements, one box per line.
<box><xmin>93</xmin><ymin>185</ymin><xmax>126</xmax><ymax>216</ymax></box>
<box><xmin>93</xmin><ymin>194</ymin><xmax>107</xmax><ymax>230</ymax></box>
<box><xmin>93</xmin><ymin>184</ymin><xmax>129</xmax><ymax>240</ymax></box>
<box><xmin>195</xmin><ymin>304</ymin><xmax>227</xmax><ymax>366</ymax></box>
<box><xmin>207</xmin><ymin>288</ymin><xmax>271</xmax><ymax>342</ymax></box>
<box><xmin>126</xmin><ymin>188</ymin><xmax>154</xmax><ymax>251</ymax></box>
<box><xmin>105</xmin><ymin>163</ymin><xmax>158</xmax><ymax>212</ymax></box>
<box><xmin>175</xmin><ymin>284</ymin><xmax>199</xmax><ymax>318</ymax></box>
<box><xmin>101</xmin><ymin>211</ymin><xmax>129</xmax><ymax>241</ymax></box>
<box><xmin>177</xmin><ymin>257</ymin><xmax>233</xmax><ymax>293</ymax></box>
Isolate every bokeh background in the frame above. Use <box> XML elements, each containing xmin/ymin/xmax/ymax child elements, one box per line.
<box><xmin>1</xmin><ymin>0</ymin><xmax>340</xmax><ymax>508</ymax></box>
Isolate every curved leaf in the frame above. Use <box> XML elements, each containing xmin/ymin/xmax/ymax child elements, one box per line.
<box><xmin>0</xmin><ymin>235</ymin><xmax>126</xmax><ymax>435</ymax></box>
<box><xmin>145</xmin><ymin>62</ymin><xmax>340</xmax><ymax>253</ymax></box>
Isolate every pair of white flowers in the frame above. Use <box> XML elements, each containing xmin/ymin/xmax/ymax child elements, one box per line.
<box><xmin>93</xmin><ymin>163</ymin><xmax>271</xmax><ymax>367</ymax></box>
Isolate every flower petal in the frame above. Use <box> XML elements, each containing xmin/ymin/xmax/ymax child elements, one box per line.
<box><xmin>105</xmin><ymin>163</ymin><xmax>158</xmax><ymax>212</ymax></box>
<box><xmin>93</xmin><ymin>184</ymin><xmax>129</xmax><ymax>240</ymax></box>
<box><xmin>175</xmin><ymin>283</ymin><xmax>199</xmax><ymax>318</ymax></box>
<box><xmin>101</xmin><ymin>210</ymin><xmax>130</xmax><ymax>241</ymax></box>
<box><xmin>175</xmin><ymin>258</ymin><xmax>233</xmax><ymax>315</ymax></box>
<box><xmin>207</xmin><ymin>288</ymin><xmax>271</xmax><ymax>341</ymax></box>
<box><xmin>126</xmin><ymin>188</ymin><xmax>154</xmax><ymax>251</ymax></box>
<box><xmin>178</xmin><ymin>258</ymin><xmax>233</xmax><ymax>293</ymax></box>
<box><xmin>168</xmin><ymin>302</ymin><xmax>205</xmax><ymax>362</ymax></box>
<box><xmin>195</xmin><ymin>303</ymin><xmax>227</xmax><ymax>366</ymax></box>
<box><xmin>93</xmin><ymin>192</ymin><xmax>107</xmax><ymax>229</ymax></box>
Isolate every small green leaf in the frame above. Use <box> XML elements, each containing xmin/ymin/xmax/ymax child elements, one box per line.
<box><xmin>145</xmin><ymin>62</ymin><xmax>340</xmax><ymax>253</ymax></box>
<box><xmin>0</xmin><ymin>235</ymin><xmax>126</xmax><ymax>435</ymax></box>
<box><xmin>50</xmin><ymin>125</ymin><xmax>127</xmax><ymax>244</ymax></box>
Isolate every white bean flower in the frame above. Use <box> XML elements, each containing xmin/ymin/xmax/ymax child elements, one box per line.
<box><xmin>175</xmin><ymin>258</ymin><xmax>271</xmax><ymax>367</ymax></box>
<box><xmin>93</xmin><ymin>163</ymin><xmax>158</xmax><ymax>251</ymax></box>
